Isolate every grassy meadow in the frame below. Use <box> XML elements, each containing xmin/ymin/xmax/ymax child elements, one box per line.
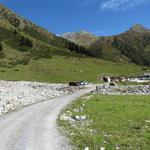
<box><xmin>0</xmin><ymin>56</ymin><xmax>144</xmax><ymax>83</ymax></box>
<box><xmin>58</xmin><ymin>94</ymin><xmax>150</xmax><ymax>150</ymax></box>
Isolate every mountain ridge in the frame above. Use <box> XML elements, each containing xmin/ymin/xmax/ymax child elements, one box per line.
<box><xmin>62</xmin><ymin>24</ymin><xmax>150</xmax><ymax>66</ymax></box>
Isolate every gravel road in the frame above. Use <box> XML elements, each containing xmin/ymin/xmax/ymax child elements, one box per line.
<box><xmin>0</xmin><ymin>86</ymin><xmax>94</xmax><ymax>150</ymax></box>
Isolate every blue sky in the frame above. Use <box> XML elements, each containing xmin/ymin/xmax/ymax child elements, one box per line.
<box><xmin>1</xmin><ymin>0</ymin><xmax>150</xmax><ymax>36</ymax></box>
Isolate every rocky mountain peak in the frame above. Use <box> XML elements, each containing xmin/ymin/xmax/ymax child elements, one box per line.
<box><xmin>0</xmin><ymin>4</ymin><xmax>11</xmax><ymax>13</ymax></box>
<box><xmin>63</xmin><ymin>30</ymin><xmax>94</xmax><ymax>37</ymax></box>
<box><xmin>62</xmin><ymin>30</ymin><xmax>97</xmax><ymax>45</ymax></box>
<box><xmin>130</xmin><ymin>24</ymin><xmax>149</xmax><ymax>33</ymax></box>
<box><xmin>79</xmin><ymin>30</ymin><xmax>91</xmax><ymax>34</ymax></box>
<box><xmin>0</xmin><ymin>4</ymin><xmax>4</xmax><ymax>8</ymax></box>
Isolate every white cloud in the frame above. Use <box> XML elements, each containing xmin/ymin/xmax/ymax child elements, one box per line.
<box><xmin>100</xmin><ymin>0</ymin><xmax>148</xmax><ymax>11</ymax></box>
<box><xmin>76</xmin><ymin>0</ymin><xmax>148</xmax><ymax>11</ymax></box>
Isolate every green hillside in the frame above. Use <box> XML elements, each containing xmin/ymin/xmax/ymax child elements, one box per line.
<box><xmin>0</xmin><ymin>56</ymin><xmax>143</xmax><ymax>83</ymax></box>
<box><xmin>0</xmin><ymin>5</ymin><xmax>147</xmax><ymax>83</ymax></box>
<box><xmin>0</xmin><ymin>5</ymin><xmax>94</xmax><ymax>65</ymax></box>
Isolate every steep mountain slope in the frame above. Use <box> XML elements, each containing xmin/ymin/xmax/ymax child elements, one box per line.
<box><xmin>63</xmin><ymin>24</ymin><xmax>150</xmax><ymax>66</ymax></box>
<box><xmin>113</xmin><ymin>24</ymin><xmax>150</xmax><ymax>65</ymax></box>
<box><xmin>0</xmin><ymin>4</ymin><xmax>96</xmax><ymax>66</ymax></box>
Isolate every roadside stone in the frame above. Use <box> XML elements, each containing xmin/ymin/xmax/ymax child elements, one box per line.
<box><xmin>81</xmin><ymin>115</ymin><xmax>87</xmax><ymax>121</ymax></box>
<box><xmin>84</xmin><ymin>147</ymin><xmax>89</xmax><ymax>150</ymax></box>
<box><xmin>145</xmin><ymin>120</ymin><xmax>150</xmax><ymax>123</ymax></box>
<box><xmin>75</xmin><ymin>115</ymin><xmax>87</xmax><ymax>121</ymax></box>
<box><xmin>75</xmin><ymin>115</ymin><xmax>80</xmax><ymax>121</ymax></box>
<box><xmin>116</xmin><ymin>145</ymin><xmax>120</xmax><ymax>150</ymax></box>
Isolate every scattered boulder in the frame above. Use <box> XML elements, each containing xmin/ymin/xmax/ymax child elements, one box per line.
<box><xmin>74</xmin><ymin>115</ymin><xmax>87</xmax><ymax>121</ymax></box>
<box><xmin>84</xmin><ymin>147</ymin><xmax>89</xmax><ymax>150</ymax></box>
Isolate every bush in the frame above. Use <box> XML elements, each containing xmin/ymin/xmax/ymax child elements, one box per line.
<box><xmin>19</xmin><ymin>36</ymin><xmax>33</xmax><ymax>48</ymax></box>
<box><xmin>0</xmin><ymin>43</ymin><xmax>3</xmax><ymax>51</ymax></box>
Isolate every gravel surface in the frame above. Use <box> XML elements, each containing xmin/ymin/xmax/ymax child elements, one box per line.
<box><xmin>0</xmin><ymin>85</ymin><xmax>94</xmax><ymax>150</ymax></box>
<box><xmin>95</xmin><ymin>84</ymin><xmax>150</xmax><ymax>95</ymax></box>
<box><xmin>0</xmin><ymin>80</ymin><xmax>79</xmax><ymax>115</ymax></box>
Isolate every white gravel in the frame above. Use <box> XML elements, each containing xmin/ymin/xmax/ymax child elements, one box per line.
<box><xmin>0</xmin><ymin>80</ymin><xmax>77</xmax><ymax>115</ymax></box>
<box><xmin>95</xmin><ymin>84</ymin><xmax>150</xmax><ymax>95</ymax></box>
<box><xmin>0</xmin><ymin>84</ymin><xmax>95</xmax><ymax>150</ymax></box>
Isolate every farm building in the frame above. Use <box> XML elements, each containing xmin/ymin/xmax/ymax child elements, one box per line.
<box><xmin>103</xmin><ymin>73</ymin><xmax>150</xmax><ymax>83</ymax></box>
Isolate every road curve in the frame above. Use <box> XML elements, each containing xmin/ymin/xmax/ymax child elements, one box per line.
<box><xmin>0</xmin><ymin>86</ymin><xmax>94</xmax><ymax>150</ymax></box>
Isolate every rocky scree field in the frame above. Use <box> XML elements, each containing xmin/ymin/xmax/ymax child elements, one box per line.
<box><xmin>0</xmin><ymin>80</ymin><xmax>78</xmax><ymax>116</ymax></box>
